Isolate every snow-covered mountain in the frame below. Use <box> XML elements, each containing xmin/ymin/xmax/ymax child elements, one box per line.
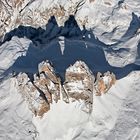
<box><xmin>0</xmin><ymin>0</ymin><xmax>140</xmax><ymax>140</ymax></box>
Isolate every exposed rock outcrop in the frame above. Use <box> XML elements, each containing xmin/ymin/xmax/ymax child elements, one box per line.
<box><xmin>0</xmin><ymin>0</ymin><xmax>87</xmax><ymax>39</ymax></box>
<box><xmin>17</xmin><ymin>60</ymin><xmax>61</xmax><ymax>117</ymax></box>
<box><xmin>94</xmin><ymin>71</ymin><xmax>116</xmax><ymax>96</ymax></box>
<box><xmin>64</xmin><ymin>61</ymin><xmax>94</xmax><ymax>112</ymax></box>
<box><xmin>17</xmin><ymin>73</ymin><xmax>50</xmax><ymax>117</ymax></box>
<box><xmin>16</xmin><ymin>60</ymin><xmax>116</xmax><ymax>117</ymax></box>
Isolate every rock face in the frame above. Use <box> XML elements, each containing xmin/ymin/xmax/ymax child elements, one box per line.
<box><xmin>0</xmin><ymin>0</ymin><xmax>30</xmax><ymax>38</ymax></box>
<box><xmin>37</xmin><ymin>61</ymin><xmax>61</xmax><ymax>103</ymax></box>
<box><xmin>17</xmin><ymin>73</ymin><xmax>50</xmax><ymax>117</ymax></box>
<box><xmin>1</xmin><ymin>0</ymin><xmax>140</xmax><ymax>46</ymax></box>
<box><xmin>17</xmin><ymin>60</ymin><xmax>61</xmax><ymax>116</ymax></box>
<box><xmin>94</xmin><ymin>71</ymin><xmax>116</xmax><ymax>96</ymax></box>
<box><xmin>0</xmin><ymin>0</ymin><xmax>128</xmax><ymax>41</ymax></box>
<box><xmin>64</xmin><ymin>61</ymin><xmax>94</xmax><ymax>112</ymax></box>
<box><xmin>17</xmin><ymin>60</ymin><xmax>116</xmax><ymax>117</ymax></box>
<box><xmin>0</xmin><ymin>0</ymin><xmax>87</xmax><ymax>39</ymax></box>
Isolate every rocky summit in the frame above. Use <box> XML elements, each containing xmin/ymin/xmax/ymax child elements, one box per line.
<box><xmin>17</xmin><ymin>60</ymin><xmax>116</xmax><ymax>116</ymax></box>
<box><xmin>0</xmin><ymin>0</ymin><xmax>140</xmax><ymax>139</ymax></box>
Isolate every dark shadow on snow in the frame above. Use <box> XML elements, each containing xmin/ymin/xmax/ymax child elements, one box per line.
<box><xmin>0</xmin><ymin>15</ymin><xmax>140</xmax><ymax>82</ymax></box>
<box><xmin>103</xmin><ymin>12</ymin><xmax>140</xmax><ymax>48</ymax></box>
<box><xmin>116</xmin><ymin>12</ymin><xmax>140</xmax><ymax>44</ymax></box>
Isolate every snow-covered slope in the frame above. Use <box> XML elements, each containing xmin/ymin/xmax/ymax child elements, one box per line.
<box><xmin>1</xmin><ymin>0</ymin><xmax>140</xmax><ymax>41</ymax></box>
<box><xmin>0</xmin><ymin>0</ymin><xmax>140</xmax><ymax>140</ymax></box>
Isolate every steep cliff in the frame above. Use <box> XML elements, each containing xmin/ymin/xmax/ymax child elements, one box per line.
<box><xmin>17</xmin><ymin>60</ymin><xmax>116</xmax><ymax>116</ymax></box>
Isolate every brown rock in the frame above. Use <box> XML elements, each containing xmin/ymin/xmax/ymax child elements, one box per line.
<box><xmin>17</xmin><ymin>73</ymin><xmax>50</xmax><ymax>117</ymax></box>
<box><xmin>16</xmin><ymin>60</ymin><xmax>116</xmax><ymax>116</ymax></box>
<box><xmin>64</xmin><ymin>61</ymin><xmax>95</xmax><ymax>113</ymax></box>
<box><xmin>95</xmin><ymin>71</ymin><xmax>116</xmax><ymax>95</ymax></box>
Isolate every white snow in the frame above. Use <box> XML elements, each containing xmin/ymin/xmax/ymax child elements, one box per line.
<box><xmin>0</xmin><ymin>37</ymin><xmax>30</xmax><ymax>71</ymax></box>
<box><xmin>33</xmin><ymin>100</ymin><xmax>89</xmax><ymax>140</ymax></box>
<box><xmin>0</xmin><ymin>78</ymin><xmax>36</xmax><ymax>140</ymax></box>
<box><xmin>0</xmin><ymin>0</ymin><xmax>140</xmax><ymax>140</ymax></box>
<box><xmin>66</xmin><ymin>81</ymin><xmax>85</xmax><ymax>93</ymax></box>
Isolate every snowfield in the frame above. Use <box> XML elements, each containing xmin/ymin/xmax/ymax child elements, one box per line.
<box><xmin>0</xmin><ymin>0</ymin><xmax>140</xmax><ymax>140</ymax></box>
